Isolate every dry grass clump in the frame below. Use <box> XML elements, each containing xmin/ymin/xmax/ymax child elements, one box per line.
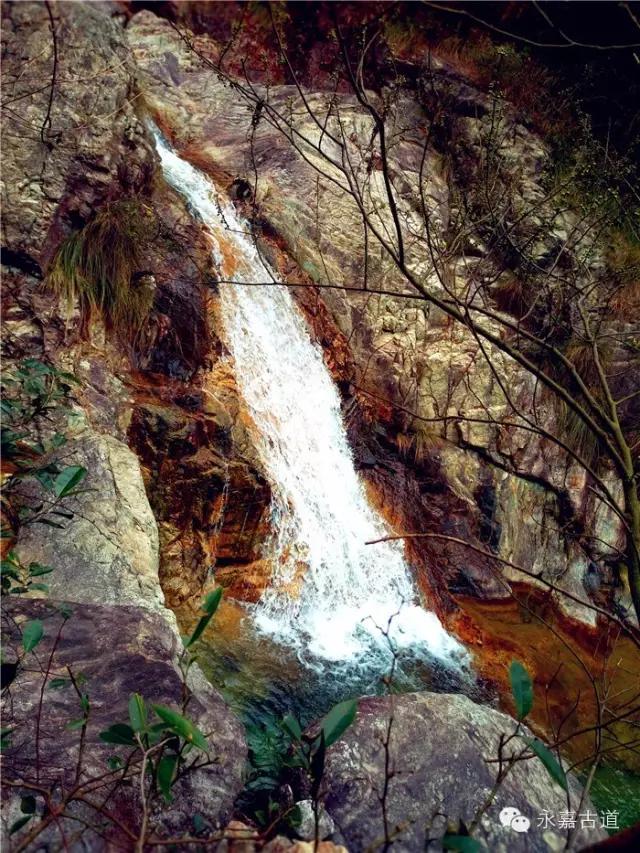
<box><xmin>47</xmin><ymin>199</ymin><xmax>157</xmax><ymax>339</ymax></box>
<box><xmin>607</xmin><ymin>231</ymin><xmax>640</xmax><ymax>316</ymax></box>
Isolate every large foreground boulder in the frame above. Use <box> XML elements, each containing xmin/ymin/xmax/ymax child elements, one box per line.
<box><xmin>1</xmin><ymin>597</ymin><xmax>246</xmax><ymax>847</ymax></box>
<box><xmin>320</xmin><ymin>692</ymin><xmax>606</xmax><ymax>852</ymax></box>
<box><xmin>2</xmin><ymin>426</ymin><xmax>247</xmax><ymax>847</ymax></box>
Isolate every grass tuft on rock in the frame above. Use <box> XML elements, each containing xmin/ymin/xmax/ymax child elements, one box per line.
<box><xmin>47</xmin><ymin>199</ymin><xmax>157</xmax><ymax>339</ymax></box>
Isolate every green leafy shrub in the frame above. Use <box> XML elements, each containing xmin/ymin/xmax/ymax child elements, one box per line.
<box><xmin>1</xmin><ymin>358</ymin><xmax>86</xmax><ymax>536</ymax></box>
<box><xmin>0</xmin><ymin>551</ymin><xmax>53</xmax><ymax>595</ymax></box>
<box><xmin>100</xmin><ymin>692</ymin><xmax>210</xmax><ymax>804</ymax></box>
<box><xmin>245</xmin><ymin>698</ymin><xmax>357</xmax><ymax>829</ymax></box>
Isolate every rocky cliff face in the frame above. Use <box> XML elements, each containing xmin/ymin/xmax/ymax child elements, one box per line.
<box><xmin>2</xmin><ymin>2</ymin><xmax>638</xmax><ymax>845</ymax></box>
<box><xmin>1</xmin><ymin>2</ymin><xmax>249</xmax><ymax>840</ymax></box>
<box><xmin>124</xmin><ymin>7</ymin><xmax>632</xmax><ymax>628</ymax></box>
<box><xmin>3</xmin><ymin>0</ymin><xmax>629</xmax><ymax>628</ymax></box>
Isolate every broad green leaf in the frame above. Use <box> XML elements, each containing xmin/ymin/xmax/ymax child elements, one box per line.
<box><xmin>48</xmin><ymin>678</ymin><xmax>70</xmax><ymax>690</ymax></box>
<box><xmin>53</xmin><ymin>465</ymin><xmax>87</xmax><ymax>498</ymax></box>
<box><xmin>99</xmin><ymin>723</ymin><xmax>136</xmax><ymax>746</ymax></box>
<box><xmin>9</xmin><ymin>815</ymin><xmax>32</xmax><ymax>835</ymax></box>
<box><xmin>509</xmin><ymin>660</ymin><xmax>533</xmax><ymax>720</ymax></box>
<box><xmin>107</xmin><ymin>755</ymin><xmax>123</xmax><ymax>770</ymax></box>
<box><xmin>521</xmin><ymin>736</ymin><xmax>568</xmax><ymax>791</ymax></box>
<box><xmin>128</xmin><ymin>693</ymin><xmax>147</xmax><ymax>733</ymax></box>
<box><xmin>157</xmin><ymin>754</ymin><xmax>178</xmax><ymax>803</ymax></box>
<box><xmin>22</xmin><ymin>619</ymin><xmax>43</xmax><ymax>652</ymax></box>
<box><xmin>311</xmin><ymin>731</ymin><xmax>326</xmax><ymax>799</ymax></box>
<box><xmin>442</xmin><ymin>835</ymin><xmax>486</xmax><ymax>852</ymax></box>
<box><xmin>33</xmin><ymin>469</ymin><xmax>56</xmax><ymax>492</ymax></box>
<box><xmin>193</xmin><ymin>814</ymin><xmax>207</xmax><ymax>834</ymax></box>
<box><xmin>26</xmin><ymin>440</ymin><xmax>45</xmax><ymax>456</ymax></box>
<box><xmin>28</xmin><ymin>563</ymin><xmax>54</xmax><ymax>577</ymax></box>
<box><xmin>282</xmin><ymin>713</ymin><xmax>302</xmax><ymax>742</ymax></box>
<box><xmin>202</xmin><ymin>587</ymin><xmax>223</xmax><ymax>615</ymax></box>
<box><xmin>321</xmin><ymin>698</ymin><xmax>357</xmax><ymax>748</ymax></box>
<box><xmin>66</xmin><ymin>718</ymin><xmax>85</xmax><ymax>731</ymax></box>
<box><xmin>57</xmin><ymin>603</ymin><xmax>73</xmax><ymax>619</ymax></box>
<box><xmin>0</xmin><ymin>563</ymin><xmax>20</xmax><ymax>580</ymax></box>
<box><xmin>0</xmin><ymin>727</ymin><xmax>13</xmax><ymax>749</ymax></box>
<box><xmin>50</xmin><ymin>432</ymin><xmax>67</xmax><ymax>449</ymax></box>
<box><xmin>28</xmin><ymin>583</ymin><xmax>50</xmax><ymax>593</ymax></box>
<box><xmin>153</xmin><ymin>705</ymin><xmax>209</xmax><ymax>752</ymax></box>
<box><xmin>184</xmin><ymin>613</ymin><xmax>213</xmax><ymax>648</ymax></box>
<box><xmin>56</xmin><ymin>370</ymin><xmax>80</xmax><ymax>385</ymax></box>
<box><xmin>21</xmin><ymin>358</ymin><xmax>50</xmax><ymax>373</ymax></box>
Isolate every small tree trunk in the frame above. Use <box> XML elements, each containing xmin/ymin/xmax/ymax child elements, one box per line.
<box><xmin>623</xmin><ymin>479</ymin><xmax>640</xmax><ymax>625</ymax></box>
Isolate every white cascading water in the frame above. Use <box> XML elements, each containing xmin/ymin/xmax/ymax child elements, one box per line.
<box><xmin>152</xmin><ymin>129</ymin><xmax>468</xmax><ymax>672</ymax></box>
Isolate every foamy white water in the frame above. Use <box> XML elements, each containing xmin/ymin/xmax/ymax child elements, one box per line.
<box><xmin>152</xmin><ymin>129</ymin><xmax>468</xmax><ymax>671</ymax></box>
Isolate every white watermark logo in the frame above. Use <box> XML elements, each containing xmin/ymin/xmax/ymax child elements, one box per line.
<box><xmin>499</xmin><ymin>807</ymin><xmax>531</xmax><ymax>833</ymax></box>
<box><xmin>537</xmin><ymin>809</ymin><xmax>619</xmax><ymax>831</ymax></box>
<box><xmin>499</xmin><ymin>806</ymin><xmax>619</xmax><ymax>833</ymax></box>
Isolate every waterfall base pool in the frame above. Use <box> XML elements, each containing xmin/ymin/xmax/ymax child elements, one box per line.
<box><xmin>179</xmin><ymin>598</ymin><xmax>480</xmax><ymax>741</ymax></box>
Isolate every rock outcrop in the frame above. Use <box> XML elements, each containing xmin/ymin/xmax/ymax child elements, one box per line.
<box><xmin>318</xmin><ymin>692</ymin><xmax>606</xmax><ymax>852</ymax></box>
<box><xmin>2</xmin><ymin>5</ymin><xmax>252</xmax><ymax>826</ymax></box>
<box><xmin>2</xmin><ymin>2</ymin><xmax>638</xmax><ymax>846</ymax></box>
<box><xmin>1</xmin><ymin>597</ymin><xmax>246</xmax><ymax>845</ymax></box>
<box><xmin>1</xmin><ymin>1</ymin><xmax>153</xmax><ymax>266</ymax></box>
<box><xmin>2</xmin><ymin>417</ymin><xmax>248</xmax><ymax>844</ymax></box>
<box><xmin>15</xmin><ymin>432</ymin><xmax>163</xmax><ymax>612</ymax></box>
<box><xmin>125</xmin><ymin>7</ymin><xmax>633</xmax><ymax>626</ymax></box>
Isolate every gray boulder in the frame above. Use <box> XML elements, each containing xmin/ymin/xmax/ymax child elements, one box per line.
<box><xmin>320</xmin><ymin>692</ymin><xmax>606</xmax><ymax>852</ymax></box>
<box><xmin>15</xmin><ymin>431</ymin><xmax>166</xmax><ymax>615</ymax></box>
<box><xmin>1</xmin><ymin>597</ymin><xmax>246</xmax><ymax>847</ymax></box>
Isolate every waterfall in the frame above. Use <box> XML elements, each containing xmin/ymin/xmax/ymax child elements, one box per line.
<box><xmin>152</xmin><ymin>130</ymin><xmax>468</xmax><ymax>673</ymax></box>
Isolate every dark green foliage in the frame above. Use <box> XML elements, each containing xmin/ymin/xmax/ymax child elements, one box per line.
<box><xmin>509</xmin><ymin>660</ymin><xmax>568</xmax><ymax>791</ymax></box>
<box><xmin>22</xmin><ymin>619</ymin><xmax>43</xmax><ymax>653</ymax></box>
<box><xmin>99</xmin><ymin>693</ymin><xmax>210</xmax><ymax>806</ymax></box>
<box><xmin>53</xmin><ymin>466</ymin><xmax>87</xmax><ymax>498</ymax></box>
<box><xmin>1</xmin><ymin>358</ymin><xmax>76</xmax><ymax>462</ymax></box>
<box><xmin>153</xmin><ymin>704</ymin><xmax>209</xmax><ymax>752</ymax></box>
<box><xmin>509</xmin><ymin>660</ymin><xmax>533</xmax><ymax>720</ymax></box>
<box><xmin>1</xmin><ymin>552</ymin><xmax>54</xmax><ymax>595</ymax></box>
<box><xmin>1</xmin><ymin>358</ymin><xmax>85</xmax><ymax>538</ymax></box>
<box><xmin>244</xmin><ymin>699</ymin><xmax>357</xmax><ymax>827</ymax></box>
<box><xmin>521</xmin><ymin>736</ymin><xmax>567</xmax><ymax>792</ymax></box>
<box><xmin>184</xmin><ymin>587</ymin><xmax>223</xmax><ymax>648</ymax></box>
<box><xmin>47</xmin><ymin>199</ymin><xmax>157</xmax><ymax>339</ymax></box>
<box><xmin>99</xmin><ymin>723</ymin><xmax>137</xmax><ymax>746</ymax></box>
<box><xmin>320</xmin><ymin>698</ymin><xmax>357</xmax><ymax>747</ymax></box>
<box><xmin>442</xmin><ymin>835</ymin><xmax>486</xmax><ymax>852</ymax></box>
<box><xmin>157</xmin><ymin>754</ymin><xmax>178</xmax><ymax>803</ymax></box>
